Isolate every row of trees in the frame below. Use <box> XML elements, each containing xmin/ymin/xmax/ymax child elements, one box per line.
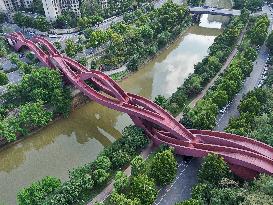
<box><xmin>225</xmin><ymin>87</ymin><xmax>273</xmax><ymax>145</ymax></box>
<box><xmin>99</xmin><ymin>2</ymin><xmax>191</xmax><ymax>70</ymax></box>
<box><xmin>180</xmin><ymin>15</ymin><xmax>269</xmax><ymax>130</ymax></box>
<box><xmin>13</xmin><ymin>12</ymin><xmax>51</xmax><ymax>32</ymax></box>
<box><xmin>233</xmin><ymin>0</ymin><xmax>263</xmax><ymax>12</ymax></box>
<box><xmin>0</xmin><ymin>66</ymin><xmax>71</xmax><ymax>142</ymax></box>
<box><xmin>17</xmin><ymin>125</ymin><xmax>150</xmax><ymax>205</ymax></box>
<box><xmin>81</xmin><ymin>0</ymin><xmax>153</xmax><ymax>19</ymax></box>
<box><xmin>177</xmin><ymin>154</ymin><xmax>273</xmax><ymax>205</ymax></box>
<box><xmin>104</xmin><ymin>147</ymin><xmax>177</xmax><ymax>205</ymax></box>
<box><xmin>154</xmin><ymin>13</ymin><xmax>248</xmax><ymax>116</ymax></box>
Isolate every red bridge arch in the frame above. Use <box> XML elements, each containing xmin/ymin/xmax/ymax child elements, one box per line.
<box><xmin>6</xmin><ymin>32</ymin><xmax>273</xmax><ymax>179</ymax></box>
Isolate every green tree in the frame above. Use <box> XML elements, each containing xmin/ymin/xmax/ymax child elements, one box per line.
<box><xmin>30</xmin><ymin>0</ymin><xmax>45</xmax><ymax>15</ymax></box>
<box><xmin>149</xmin><ymin>148</ymin><xmax>178</xmax><ymax>185</ymax></box>
<box><xmin>267</xmin><ymin>32</ymin><xmax>273</xmax><ymax>54</ymax></box>
<box><xmin>34</xmin><ymin>16</ymin><xmax>51</xmax><ymax>31</ymax></box>
<box><xmin>198</xmin><ymin>154</ymin><xmax>230</xmax><ymax>185</ymax></box>
<box><xmin>154</xmin><ymin>95</ymin><xmax>169</xmax><ymax>109</ymax></box>
<box><xmin>129</xmin><ymin>175</ymin><xmax>157</xmax><ymax>205</ymax></box>
<box><xmin>131</xmin><ymin>156</ymin><xmax>145</xmax><ymax>176</ymax></box>
<box><xmin>0</xmin><ymin>12</ymin><xmax>5</xmax><ymax>23</ymax></box>
<box><xmin>176</xmin><ymin>199</ymin><xmax>202</xmax><ymax>205</ymax></box>
<box><xmin>53</xmin><ymin>41</ymin><xmax>62</xmax><ymax>50</ymax></box>
<box><xmin>114</xmin><ymin>171</ymin><xmax>129</xmax><ymax>193</ymax></box>
<box><xmin>0</xmin><ymin>71</ymin><xmax>8</xmax><ymax>85</ymax></box>
<box><xmin>110</xmin><ymin>192</ymin><xmax>141</xmax><ymax>205</ymax></box>
<box><xmin>17</xmin><ymin>176</ymin><xmax>61</xmax><ymax>205</ymax></box>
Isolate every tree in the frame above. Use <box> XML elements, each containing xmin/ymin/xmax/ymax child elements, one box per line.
<box><xmin>17</xmin><ymin>101</ymin><xmax>53</xmax><ymax>134</ymax></box>
<box><xmin>176</xmin><ymin>199</ymin><xmax>202</xmax><ymax>205</ymax></box>
<box><xmin>149</xmin><ymin>148</ymin><xmax>178</xmax><ymax>185</ymax></box>
<box><xmin>30</xmin><ymin>0</ymin><xmax>45</xmax><ymax>15</ymax></box>
<box><xmin>0</xmin><ymin>12</ymin><xmax>5</xmax><ymax>24</ymax></box>
<box><xmin>267</xmin><ymin>32</ymin><xmax>273</xmax><ymax>54</ymax></box>
<box><xmin>65</xmin><ymin>39</ymin><xmax>80</xmax><ymax>58</ymax></box>
<box><xmin>129</xmin><ymin>175</ymin><xmax>157</xmax><ymax>205</ymax></box>
<box><xmin>17</xmin><ymin>176</ymin><xmax>61</xmax><ymax>205</ymax></box>
<box><xmin>198</xmin><ymin>154</ymin><xmax>230</xmax><ymax>185</ymax></box>
<box><xmin>78</xmin><ymin>57</ymin><xmax>88</xmax><ymax>66</ymax></box>
<box><xmin>184</xmin><ymin>74</ymin><xmax>203</xmax><ymax>97</ymax></box>
<box><xmin>34</xmin><ymin>16</ymin><xmax>51</xmax><ymax>32</ymax></box>
<box><xmin>154</xmin><ymin>95</ymin><xmax>169</xmax><ymax>109</ymax></box>
<box><xmin>209</xmin><ymin>188</ymin><xmax>245</xmax><ymax>205</ymax></box>
<box><xmin>114</xmin><ymin>171</ymin><xmax>129</xmax><ymax>193</ymax></box>
<box><xmin>3</xmin><ymin>68</ymin><xmax>71</xmax><ymax>116</ymax></box>
<box><xmin>238</xmin><ymin>96</ymin><xmax>261</xmax><ymax>115</ymax></box>
<box><xmin>187</xmin><ymin>100</ymin><xmax>218</xmax><ymax>130</ymax></box>
<box><xmin>0</xmin><ymin>71</ymin><xmax>8</xmax><ymax>85</ymax></box>
<box><xmin>93</xmin><ymin>169</ymin><xmax>109</xmax><ymax>185</ymax></box>
<box><xmin>207</xmin><ymin>90</ymin><xmax>229</xmax><ymax>109</ymax></box>
<box><xmin>110</xmin><ymin>192</ymin><xmax>141</xmax><ymax>205</ymax></box>
<box><xmin>53</xmin><ymin>41</ymin><xmax>62</xmax><ymax>50</ymax></box>
<box><xmin>131</xmin><ymin>156</ymin><xmax>145</xmax><ymax>176</ymax></box>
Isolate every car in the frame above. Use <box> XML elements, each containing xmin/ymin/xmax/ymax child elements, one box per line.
<box><xmin>49</xmin><ymin>34</ymin><xmax>58</xmax><ymax>38</ymax></box>
<box><xmin>19</xmin><ymin>54</ymin><xmax>24</xmax><ymax>58</ymax></box>
<box><xmin>219</xmin><ymin>107</ymin><xmax>226</xmax><ymax>114</ymax></box>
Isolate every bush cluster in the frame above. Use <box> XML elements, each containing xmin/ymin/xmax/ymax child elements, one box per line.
<box><xmin>0</xmin><ymin>67</ymin><xmax>71</xmax><ymax>141</ymax></box>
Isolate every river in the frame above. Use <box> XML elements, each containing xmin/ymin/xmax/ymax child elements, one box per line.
<box><xmin>0</xmin><ymin>0</ymin><xmax>231</xmax><ymax>204</ymax></box>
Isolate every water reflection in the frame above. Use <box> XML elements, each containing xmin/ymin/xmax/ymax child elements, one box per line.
<box><xmin>0</xmin><ymin>24</ymin><xmax>222</xmax><ymax>205</ymax></box>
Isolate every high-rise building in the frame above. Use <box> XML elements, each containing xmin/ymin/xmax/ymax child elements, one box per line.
<box><xmin>0</xmin><ymin>0</ymin><xmax>24</xmax><ymax>12</ymax></box>
<box><xmin>42</xmin><ymin>0</ymin><xmax>80</xmax><ymax>21</ymax></box>
<box><xmin>0</xmin><ymin>0</ymin><xmax>80</xmax><ymax>22</ymax></box>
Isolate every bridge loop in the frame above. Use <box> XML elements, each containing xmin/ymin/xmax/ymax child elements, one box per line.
<box><xmin>6</xmin><ymin>32</ymin><xmax>273</xmax><ymax>179</ymax></box>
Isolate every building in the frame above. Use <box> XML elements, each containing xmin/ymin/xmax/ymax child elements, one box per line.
<box><xmin>0</xmin><ymin>0</ymin><xmax>80</xmax><ymax>22</ymax></box>
<box><xmin>0</xmin><ymin>0</ymin><xmax>34</xmax><ymax>12</ymax></box>
<box><xmin>99</xmin><ymin>0</ymin><xmax>108</xmax><ymax>9</ymax></box>
<box><xmin>42</xmin><ymin>0</ymin><xmax>80</xmax><ymax>21</ymax></box>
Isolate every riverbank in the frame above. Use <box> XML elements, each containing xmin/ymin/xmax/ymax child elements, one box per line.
<box><xmin>0</xmin><ymin>21</ymin><xmax>192</xmax><ymax>150</ymax></box>
<box><xmin>89</xmin><ymin>22</ymin><xmax>248</xmax><ymax>205</ymax></box>
<box><xmin>0</xmin><ymin>14</ymin><xmax>222</xmax><ymax>205</ymax></box>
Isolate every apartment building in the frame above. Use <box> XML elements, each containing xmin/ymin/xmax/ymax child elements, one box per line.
<box><xmin>0</xmin><ymin>0</ymin><xmax>80</xmax><ymax>22</ymax></box>
<box><xmin>42</xmin><ymin>0</ymin><xmax>80</xmax><ymax>21</ymax></box>
<box><xmin>99</xmin><ymin>0</ymin><xmax>108</xmax><ymax>9</ymax></box>
<box><xmin>0</xmin><ymin>0</ymin><xmax>25</xmax><ymax>12</ymax></box>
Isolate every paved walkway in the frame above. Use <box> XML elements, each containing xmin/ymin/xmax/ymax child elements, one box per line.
<box><xmin>103</xmin><ymin>64</ymin><xmax>128</xmax><ymax>76</ymax></box>
<box><xmin>175</xmin><ymin>25</ymin><xmax>246</xmax><ymax>121</ymax></box>
<box><xmin>189</xmin><ymin>26</ymin><xmax>247</xmax><ymax>109</ymax></box>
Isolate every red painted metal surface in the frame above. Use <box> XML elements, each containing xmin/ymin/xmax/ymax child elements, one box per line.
<box><xmin>6</xmin><ymin>32</ymin><xmax>273</xmax><ymax>179</ymax></box>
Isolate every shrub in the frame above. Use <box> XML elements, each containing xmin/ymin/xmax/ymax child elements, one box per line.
<box><xmin>149</xmin><ymin>148</ymin><xmax>178</xmax><ymax>185</ymax></box>
<box><xmin>17</xmin><ymin>176</ymin><xmax>61</xmax><ymax>205</ymax></box>
<box><xmin>0</xmin><ymin>71</ymin><xmax>8</xmax><ymax>86</ymax></box>
<box><xmin>198</xmin><ymin>154</ymin><xmax>230</xmax><ymax>185</ymax></box>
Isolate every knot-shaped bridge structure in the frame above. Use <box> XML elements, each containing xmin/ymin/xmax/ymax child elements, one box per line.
<box><xmin>6</xmin><ymin>32</ymin><xmax>273</xmax><ymax>179</ymax></box>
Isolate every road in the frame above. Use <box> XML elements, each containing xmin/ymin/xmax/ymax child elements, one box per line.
<box><xmin>153</xmin><ymin>5</ymin><xmax>273</xmax><ymax>205</ymax></box>
<box><xmin>153</xmin><ymin>157</ymin><xmax>201</xmax><ymax>205</ymax></box>
<box><xmin>214</xmin><ymin>4</ymin><xmax>273</xmax><ymax>131</ymax></box>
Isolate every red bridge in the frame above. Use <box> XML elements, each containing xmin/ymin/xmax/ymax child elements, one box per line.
<box><xmin>6</xmin><ymin>32</ymin><xmax>273</xmax><ymax>179</ymax></box>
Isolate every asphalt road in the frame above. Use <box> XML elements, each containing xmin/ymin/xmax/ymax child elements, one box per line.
<box><xmin>215</xmin><ymin>5</ymin><xmax>273</xmax><ymax>131</ymax></box>
<box><xmin>153</xmin><ymin>157</ymin><xmax>201</xmax><ymax>205</ymax></box>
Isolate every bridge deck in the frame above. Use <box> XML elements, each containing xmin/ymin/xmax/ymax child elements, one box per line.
<box><xmin>189</xmin><ymin>6</ymin><xmax>241</xmax><ymax>16</ymax></box>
